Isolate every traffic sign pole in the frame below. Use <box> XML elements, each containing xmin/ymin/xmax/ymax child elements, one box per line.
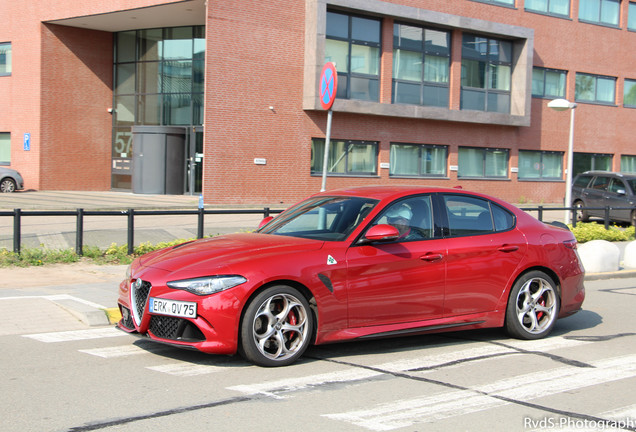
<box><xmin>320</xmin><ymin>109</ymin><xmax>333</xmax><ymax>192</ymax></box>
<box><xmin>318</xmin><ymin>62</ymin><xmax>338</xmax><ymax>192</ymax></box>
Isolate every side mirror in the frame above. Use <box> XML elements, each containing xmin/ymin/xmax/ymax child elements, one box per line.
<box><xmin>360</xmin><ymin>224</ymin><xmax>400</xmax><ymax>244</ymax></box>
<box><xmin>258</xmin><ymin>216</ymin><xmax>274</xmax><ymax>229</ymax></box>
<box><xmin>616</xmin><ymin>188</ymin><xmax>626</xmax><ymax>195</ymax></box>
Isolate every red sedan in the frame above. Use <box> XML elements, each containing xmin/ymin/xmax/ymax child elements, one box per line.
<box><xmin>116</xmin><ymin>186</ymin><xmax>585</xmax><ymax>366</ymax></box>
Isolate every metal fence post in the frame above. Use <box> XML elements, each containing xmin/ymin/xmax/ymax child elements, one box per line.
<box><xmin>76</xmin><ymin>208</ymin><xmax>84</xmax><ymax>256</ymax></box>
<box><xmin>127</xmin><ymin>208</ymin><xmax>134</xmax><ymax>255</ymax></box>
<box><xmin>13</xmin><ymin>208</ymin><xmax>21</xmax><ymax>254</ymax></box>
<box><xmin>604</xmin><ymin>206</ymin><xmax>610</xmax><ymax>230</ymax></box>
<box><xmin>264</xmin><ymin>207</ymin><xmax>270</xmax><ymax>218</ymax></box>
<box><xmin>537</xmin><ymin>206</ymin><xmax>543</xmax><ymax>222</ymax></box>
<box><xmin>197</xmin><ymin>207</ymin><xmax>204</xmax><ymax>239</ymax></box>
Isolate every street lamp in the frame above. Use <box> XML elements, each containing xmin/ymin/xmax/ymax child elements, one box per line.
<box><xmin>548</xmin><ymin>98</ymin><xmax>577</xmax><ymax>224</ymax></box>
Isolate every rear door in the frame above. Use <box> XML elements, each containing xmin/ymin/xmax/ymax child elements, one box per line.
<box><xmin>439</xmin><ymin>194</ymin><xmax>527</xmax><ymax>316</ymax></box>
<box><xmin>585</xmin><ymin>175</ymin><xmax>612</xmax><ymax>218</ymax></box>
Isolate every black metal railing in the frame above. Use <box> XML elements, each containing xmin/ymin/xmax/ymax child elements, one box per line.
<box><xmin>1</xmin><ymin>207</ymin><xmax>283</xmax><ymax>255</ymax></box>
<box><xmin>1</xmin><ymin>205</ymin><xmax>632</xmax><ymax>256</ymax></box>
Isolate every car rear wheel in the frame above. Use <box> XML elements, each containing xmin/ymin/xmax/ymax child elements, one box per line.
<box><xmin>0</xmin><ymin>178</ymin><xmax>16</xmax><ymax>193</ymax></box>
<box><xmin>505</xmin><ymin>271</ymin><xmax>560</xmax><ymax>340</ymax></box>
<box><xmin>240</xmin><ymin>285</ymin><xmax>313</xmax><ymax>367</ymax></box>
<box><xmin>574</xmin><ymin>200</ymin><xmax>588</xmax><ymax>222</ymax></box>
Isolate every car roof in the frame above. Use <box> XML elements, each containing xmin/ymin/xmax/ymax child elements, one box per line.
<box><xmin>316</xmin><ymin>185</ymin><xmax>500</xmax><ymax>202</ymax></box>
<box><xmin>578</xmin><ymin>171</ymin><xmax>636</xmax><ymax>179</ymax></box>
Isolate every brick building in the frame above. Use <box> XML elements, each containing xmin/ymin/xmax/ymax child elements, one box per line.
<box><xmin>1</xmin><ymin>0</ymin><xmax>635</xmax><ymax>205</ymax></box>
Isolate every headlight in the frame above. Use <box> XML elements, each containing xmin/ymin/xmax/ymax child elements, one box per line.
<box><xmin>167</xmin><ymin>275</ymin><xmax>247</xmax><ymax>296</ymax></box>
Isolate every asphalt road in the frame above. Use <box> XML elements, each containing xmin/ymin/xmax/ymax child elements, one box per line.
<box><xmin>2</xmin><ymin>276</ymin><xmax>635</xmax><ymax>432</ymax></box>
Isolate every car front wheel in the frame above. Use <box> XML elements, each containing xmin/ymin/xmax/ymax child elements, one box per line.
<box><xmin>0</xmin><ymin>178</ymin><xmax>16</xmax><ymax>193</ymax></box>
<box><xmin>505</xmin><ymin>271</ymin><xmax>560</xmax><ymax>340</ymax></box>
<box><xmin>240</xmin><ymin>285</ymin><xmax>313</xmax><ymax>367</ymax></box>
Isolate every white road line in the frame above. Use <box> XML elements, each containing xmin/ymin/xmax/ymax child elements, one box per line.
<box><xmin>323</xmin><ymin>355</ymin><xmax>636</xmax><ymax>431</ymax></box>
<box><xmin>526</xmin><ymin>404</ymin><xmax>636</xmax><ymax>431</ymax></box>
<box><xmin>0</xmin><ymin>294</ymin><xmax>107</xmax><ymax>310</ymax></box>
<box><xmin>79</xmin><ymin>344</ymin><xmax>173</xmax><ymax>358</ymax></box>
<box><xmin>23</xmin><ymin>327</ymin><xmax>125</xmax><ymax>342</ymax></box>
<box><xmin>146</xmin><ymin>363</ymin><xmax>229</xmax><ymax>377</ymax></box>
<box><xmin>228</xmin><ymin>369</ymin><xmax>384</xmax><ymax>399</ymax></box>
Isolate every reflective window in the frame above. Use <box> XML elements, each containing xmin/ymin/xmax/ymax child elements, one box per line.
<box><xmin>579</xmin><ymin>0</ymin><xmax>620</xmax><ymax>26</ymax></box>
<box><xmin>575</xmin><ymin>73</ymin><xmax>616</xmax><ymax>104</ymax></box>
<box><xmin>0</xmin><ymin>132</ymin><xmax>10</xmax><ymax>165</ymax></box>
<box><xmin>458</xmin><ymin>147</ymin><xmax>509</xmax><ymax>178</ymax></box>
<box><xmin>326</xmin><ymin>11</ymin><xmax>381</xmax><ymax>102</ymax></box>
<box><xmin>525</xmin><ymin>0</ymin><xmax>570</xmax><ymax>17</ymax></box>
<box><xmin>461</xmin><ymin>35</ymin><xmax>512</xmax><ymax>113</ymax></box>
<box><xmin>311</xmin><ymin>139</ymin><xmax>378</xmax><ymax>176</ymax></box>
<box><xmin>624</xmin><ymin>79</ymin><xmax>636</xmax><ymax>107</ymax></box>
<box><xmin>532</xmin><ymin>67</ymin><xmax>566</xmax><ymax>98</ymax></box>
<box><xmin>629</xmin><ymin>2</ymin><xmax>636</xmax><ymax>30</ymax></box>
<box><xmin>373</xmin><ymin>196</ymin><xmax>434</xmax><ymax>241</ymax></box>
<box><xmin>0</xmin><ymin>42</ymin><xmax>11</xmax><ymax>76</ymax></box>
<box><xmin>442</xmin><ymin>195</ymin><xmax>513</xmax><ymax>237</ymax></box>
<box><xmin>389</xmin><ymin>143</ymin><xmax>448</xmax><ymax>177</ymax></box>
<box><xmin>393</xmin><ymin>23</ymin><xmax>450</xmax><ymax>107</ymax></box>
<box><xmin>573</xmin><ymin>152</ymin><xmax>612</xmax><ymax>177</ymax></box>
<box><xmin>518</xmin><ymin>150</ymin><xmax>563</xmax><ymax>179</ymax></box>
<box><xmin>621</xmin><ymin>155</ymin><xmax>636</xmax><ymax>173</ymax></box>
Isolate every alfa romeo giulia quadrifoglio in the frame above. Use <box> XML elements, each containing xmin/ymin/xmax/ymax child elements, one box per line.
<box><xmin>116</xmin><ymin>186</ymin><xmax>585</xmax><ymax>366</ymax></box>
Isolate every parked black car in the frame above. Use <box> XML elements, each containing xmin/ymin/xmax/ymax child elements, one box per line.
<box><xmin>572</xmin><ymin>171</ymin><xmax>636</xmax><ymax>226</ymax></box>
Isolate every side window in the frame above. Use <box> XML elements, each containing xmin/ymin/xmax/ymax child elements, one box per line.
<box><xmin>591</xmin><ymin>176</ymin><xmax>610</xmax><ymax>191</ymax></box>
<box><xmin>492</xmin><ymin>204</ymin><xmax>515</xmax><ymax>231</ymax></box>
<box><xmin>608</xmin><ymin>179</ymin><xmax>626</xmax><ymax>194</ymax></box>
<box><xmin>374</xmin><ymin>196</ymin><xmax>433</xmax><ymax>241</ymax></box>
<box><xmin>443</xmin><ymin>195</ymin><xmax>494</xmax><ymax>236</ymax></box>
<box><xmin>573</xmin><ymin>175</ymin><xmax>592</xmax><ymax>188</ymax></box>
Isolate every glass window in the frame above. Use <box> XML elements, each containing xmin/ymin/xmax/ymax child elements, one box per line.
<box><xmin>621</xmin><ymin>155</ymin><xmax>636</xmax><ymax>173</ymax></box>
<box><xmin>629</xmin><ymin>2</ymin><xmax>636</xmax><ymax>30</ymax></box>
<box><xmin>0</xmin><ymin>133</ymin><xmax>10</xmax><ymax>165</ymax></box>
<box><xmin>311</xmin><ymin>139</ymin><xmax>378</xmax><ymax>176</ymax></box>
<box><xmin>474</xmin><ymin>0</ymin><xmax>515</xmax><ymax>5</ymax></box>
<box><xmin>579</xmin><ymin>0</ymin><xmax>620</xmax><ymax>26</ymax></box>
<box><xmin>575</xmin><ymin>73</ymin><xmax>616</xmax><ymax>104</ymax></box>
<box><xmin>443</xmin><ymin>195</ymin><xmax>496</xmax><ymax>237</ymax></box>
<box><xmin>624</xmin><ymin>79</ymin><xmax>636</xmax><ymax>107</ymax></box>
<box><xmin>461</xmin><ymin>35</ymin><xmax>512</xmax><ymax>113</ymax></box>
<box><xmin>373</xmin><ymin>196</ymin><xmax>435</xmax><ymax>241</ymax></box>
<box><xmin>393</xmin><ymin>23</ymin><xmax>450</xmax><ymax>107</ymax></box>
<box><xmin>0</xmin><ymin>42</ymin><xmax>11</xmax><ymax>76</ymax></box>
<box><xmin>518</xmin><ymin>150</ymin><xmax>563</xmax><ymax>179</ymax></box>
<box><xmin>389</xmin><ymin>143</ymin><xmax>448</xmax><ymax>177</ymax></box>
<box><xmin>573</xmin><ymin>152</ymin><xmax>612</xmax><ymax>177</ymax></box>
<box><xmin>326</xmin><ymin>11</ymin><xmax>381</xmax><ymax>102</ymax></box>
<box><xmin>525</xmin><ymin>0</ymin><xmax>570</xmax><ymax>16</ymax></box>
<box><xmin>458</xmin><ymin>147</ymin><xmax>509</xmax><ymax>178</ymax></box>
<box><xmin>532</xmin><ymin>67</ymin><xmax>566</xmax><ymax>98</ymax></box>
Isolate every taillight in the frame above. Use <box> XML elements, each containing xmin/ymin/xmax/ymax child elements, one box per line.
<box><xmin>563</xmin><ymin>239</ymin><xmax>577</xmax><ymax>250</ymax></box>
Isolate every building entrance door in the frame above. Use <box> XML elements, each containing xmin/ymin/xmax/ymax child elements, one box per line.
<box><xmin>186</xmin><ymin>126</ymin><xmax>203</xmax><ymax>195</ymax></box>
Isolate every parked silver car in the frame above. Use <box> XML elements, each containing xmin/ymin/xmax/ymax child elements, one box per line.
<box><xmin>572</xmin><ymin>171</ymin><xmax>636</xmax><ymax>225</ymax></box>
<box><xmin>0</xmin><ymin>167</ymin><xmax>24</xmax><ymax>193</ymax></box>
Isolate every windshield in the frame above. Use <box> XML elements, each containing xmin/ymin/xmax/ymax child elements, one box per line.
<box><xmin>258</xmin><ymin>196</ymin><xmax>379</xmax><ymax>241</ymax></box>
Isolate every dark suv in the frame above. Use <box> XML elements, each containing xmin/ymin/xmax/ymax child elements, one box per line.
<box><xmin>572</xmin><ymin>171</ymin><xmax>636</xmax><ymax>226</ymax></box>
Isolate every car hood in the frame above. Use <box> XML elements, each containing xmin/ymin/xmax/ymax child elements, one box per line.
<box><xmin>137</xmin><ymin>232</ymin><xmax>325</xmax><ymax>275</ymax></box>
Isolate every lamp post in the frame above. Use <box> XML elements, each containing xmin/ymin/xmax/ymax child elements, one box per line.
<box><xmin>548</xmin><ymin>98</ymin><xmax>577</xmax><ymax>225</ymax></box>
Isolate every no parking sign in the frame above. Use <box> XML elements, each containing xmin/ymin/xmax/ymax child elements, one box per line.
<box><xmin>319</xmin><ymin>62</ymin><xmax>338</xmax><ymax>111</ymax></box>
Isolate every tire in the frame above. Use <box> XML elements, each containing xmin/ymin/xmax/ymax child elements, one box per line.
<box><xmin>574</xmin><ymin>200</ymin><xmax>588</xmax><ymax>222</ymax></box>
<box><xmin>505</xmin><ymin>271</ymin><xmax>560</xmax><ymax>340</ymax></box>
<box><xmin>240</xmin><ymin>285</ymin><xmax>313</xmax><ymax>367</ymax></box>
<box><xmin>0</xmin><ymin>178</ymin><xmax>16</xmax><ymax>193</ymax></box>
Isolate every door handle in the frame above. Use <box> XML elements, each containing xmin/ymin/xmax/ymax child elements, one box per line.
<box><xmin>498</xmin><ymin>245</ymin><xmax>519</xmax><ymax>253</ymax></box>
<box><xmin>420</xmin><ymin>253</ymin><xmax>443</xmax><ymax>262</ymax></box>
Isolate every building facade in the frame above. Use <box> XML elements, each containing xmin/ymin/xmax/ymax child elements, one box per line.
<box><xmin>0</xmin><ymin>0</ymin><xmax>635</xmax><ymax>205</ymax></box>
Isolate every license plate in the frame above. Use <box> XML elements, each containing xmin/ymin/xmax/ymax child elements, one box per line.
<box><xmin>149</xmin><ymin>297</ymin><xmax>197</xmax><ymax>319</ymax></box>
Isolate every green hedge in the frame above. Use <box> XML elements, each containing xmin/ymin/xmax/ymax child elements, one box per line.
<box><xmin>1</xmin><ymin>223</ymin><xmax>634</xmax><ymax>266</ymax></box>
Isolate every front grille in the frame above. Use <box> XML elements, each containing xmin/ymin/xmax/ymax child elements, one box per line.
<box><xmin>148</xmin><ymin>315</ymin><xmax>205</xmax><ymax>342</ymax></box>
<box><xmin>120</xmin><ymin>306</ymin><xmax>134</xmax><ymax>330</ymax></box>
<box><xmin>131</xmin><ymin>279</ymin><xmax>151</xmax><ymax>324</ymax></box>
